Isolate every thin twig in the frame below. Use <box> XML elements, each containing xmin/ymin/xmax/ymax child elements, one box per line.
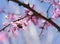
<box><xmin>0</xmin><ymin>15</ymin><xmax>27</xmax><ymax>31</ymax></box>
<box><xmin>46</xmin><ymin>4</ymin><xmax>52</xmax><ymax>18</ymax></box>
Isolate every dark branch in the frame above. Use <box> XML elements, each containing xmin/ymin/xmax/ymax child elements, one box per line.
<box><xmin>0</xmin><ymin>24</ymin><xmax>10</xmax><ymax>31</ymax></box>
<box><xmin>10</xmin><ymin>0</ymin><xmax>60</xmax><ymax>31</ymax></box>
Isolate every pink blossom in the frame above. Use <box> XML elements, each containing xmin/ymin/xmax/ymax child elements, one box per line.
<box><xmin>52</xmin><ymin>14</ymin><xmax>58</xmax><ymax>19</ymax></box>
<box><xmin>3</xmin><ymin>22</ymin><xmax>8</xmax><ymax>26</ymax></box>
<box><xmin>10</xmin><ymin>22</ymin><xmax>17</xmax><ymax>28</ymax></box>
<box><xmin>30</xmin><ymin>4</ymin><xmax>34</xmax><ymax>9</ymax></box>
<box><xmin>25</xmin><ymin>8</ymin><xmax>29</xmax><ymax>15</ymax></box>
<box><xmin>7</xmin><ymin>28</ymin><xmax>10</xmax><ymax>32</ymax></box>
<box><xmin>58</xmin><ymin>1</ymin><xmax>60</xmax><ymax>5</ymax></box>
<box><xmin>13</xmin><ymin>27</ymin><xmax>17</xmax><ymax>31</ymax></box>
<box><xmin>26</xmin><ymin>16</ymin><xmax>31</xmax><ymax>22</ymax></box>
<box><xmin>52</xmin><ymin>8</ymin><xmax>59</xmax><ymax>19</ymax></box>
<box><xmin>24</xmin><ymin>8</ymin><xmax>29</xmax><ymax>14</ymax></box>
<box><xmin>15</xmin><ymin>21</ymin><xmax>20</xmax><ymax>24</ymax></box>
<box><xmin>31</xmin><ymin>16</ymin><xmax>38</xmax><ymax>25</ymax></box>
<box><xmin>23</xmin><ymin>19</ymin><xmax>28</xmax><ymax>26</ymax></box>
<box><xmin>28</xmin><ymin>11</ymin><xmax>33</xmax><ymax>15</ymax></box>
<box><xmin>18</xmin><ymin>15</ymin><xmax>23</xmax><ymax>19</ymax></box>
<box><xmin>45</xmin><ymin>21</ymin><xmax>50</xmax><ymax>29</ymax></box>
<box><xmin>23</xmin><ymin>22</ymin><xmax>28</xmax><ymax>26</ymax></box>
<box><xmin>5</xmin><ymin>13</ymin><xmax>16</xmax><ymax>20</ymax></box>
<box><xmin>58</xmin><ymin>3</ymin><xmax>60</xmax><ymax>5</ymax></box>
<box><xmin>52</xmin><ymin>10</ymin><xmax>59</xmax><ymax>19</ymax></box>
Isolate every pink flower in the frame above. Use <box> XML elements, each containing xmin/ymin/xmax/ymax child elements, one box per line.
<box><xmin>30</xmin><ymin>4</ymin><xmax>34</xmax><ymax>9</ymax></box>
<box><xmin>10</xmin><ymin>22</ymin><xmax>17</xmax><ymax>28</ymax></box>
<box><xmin>52</xmin><ymin>8</ymin><xmax>59</xmax><ymax>19</ymax></box>
<box><xmin>45</xmin><ymin>21</ymin><xmax>50</xmax><ymax>29</ymax></box>
<box><xmin>58</xmin><ymin>1</ymin><xmax>60</xmax><ymax>5</ymax></box>
<box><xmin>3</xmin><ymin>22</ymin><xmax>8</xmax><ymax>26</ymax></box>
<box><xmin>5</xmin><ymin>13</ymin><xmax>16</xmax><ymax>21</ymax></box>
<box><xmin>13</xmin><ymin>26</ymin><xmax>17</xmax><ymax>31</ymax></box>
<box><xmin>52</xmin><ymin>14</ymin><xmax>58</xmax><ymax>19</ymax></box>
<box><xmin>31</xmin><ymin>16</ymin><xmax>38</xmax><ymax>25</ymax></box>
<box><xmin>7</xmin><ymin>28</ymin><xmax>10</xmax><ymax>32</ymax></box>
<box><xmin>28</xmin><ymin>11</ymin><xmax>33</xmax><ymax>15</ymax></box>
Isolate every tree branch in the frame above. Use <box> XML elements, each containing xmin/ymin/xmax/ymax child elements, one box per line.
<box><xmin>0</xmin><ymin>15</ymin><xmax>27</xmax><ymax>31</ymax></box>
<box><xmin>46</xmin><ymin>4</ymin><xmax>52</xmax><ymax>18</ymax></box>
<box><xmin>10</xmin><ymin>0</ymin><xmax>60</xmax><ymax>31</ymax></box>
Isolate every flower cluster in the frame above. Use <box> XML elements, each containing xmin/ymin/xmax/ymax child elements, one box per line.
<box><xmin>2</xmin><ymin>3</ymin><xmax>52</xmax><ymax>37</ymax></box>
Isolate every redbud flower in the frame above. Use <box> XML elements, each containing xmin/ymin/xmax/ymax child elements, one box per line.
<box><xmin>7</xmin><ymin>28</ymin><xmax>10</xmax><ymax>32</ymax></box>
<box><xmin>3</xmin><ymin>22</ymin><xmax>8</xmax><ymax>26</ymax></box>
<box><xmin>10</xmin><ymin>22</ymin><xmax>17</xmax><ymax>28</ymax></box>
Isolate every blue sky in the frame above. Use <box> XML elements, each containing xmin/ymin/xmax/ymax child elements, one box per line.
<box><xmin>0</xmin><ymin>0</ymin><xmax>60</xmax><ymax>44</ymax></box>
